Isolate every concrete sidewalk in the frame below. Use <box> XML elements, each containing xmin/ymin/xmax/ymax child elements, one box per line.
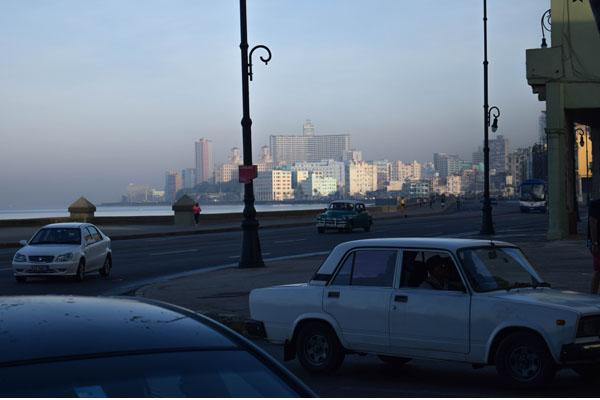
<box><xmin>0</xmin><ymin>202</ymin><xmax>455</xmax><ymax>248</ymax></box>
<box><xmin>136</xmin><ymin>238</ymin><xmax>597</xmax><ymax>334</ymax></box>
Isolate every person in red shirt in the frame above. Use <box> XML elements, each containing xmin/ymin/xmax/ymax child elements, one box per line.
<box><xmin>192</xmin><ymin>203</ymin><xmax>201</xmax><ymax>226</ymax></box>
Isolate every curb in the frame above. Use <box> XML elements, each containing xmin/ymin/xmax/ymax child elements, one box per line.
<box><xmin>128</xmin><ymin>251</ymin><xmax>331</xmax><ymax>337</ymax></box>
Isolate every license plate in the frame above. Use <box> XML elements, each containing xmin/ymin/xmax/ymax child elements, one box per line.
<box><xmin>31</xmin><ymin>265</ymin><xmax>49</xmax><ymax>272</ymax></box>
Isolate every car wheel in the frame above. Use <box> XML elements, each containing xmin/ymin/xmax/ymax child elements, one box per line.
<box><xmin>317</xmin><ymin>227</ymin><xmax>325</xmax><ymax>234</ymax></box>
<box><xmin>495</xmin><ymin>332</ymin><xmax>556</xmax><ymax>388</ymax></box>
<box><xmin>15</xmin><ymin>276</ymin><xmax>26</xmax><ymax>283</ymax></box>
<box><xmin>378</xmin><ymin>355</ymin><xmax>411</xmax><ymax>367</ymax></box>
<box><xmin>74</xmin><ymin>260</ymin><xmax>85</xmax><ymax>282</ymax></box>
<box><xmin>572</xmin><ymin>364</ymin><xmax>600</xmax><ymax>382</ymax></box>
<box><xmin>99</xmin><ymin>255</ymin><xmax>112</xmax><ymax>278</ymax></box>
<box><xmin>296</xmin><ymin>321</ymin><xmax>345</xmax><ymax>374</ymax></box>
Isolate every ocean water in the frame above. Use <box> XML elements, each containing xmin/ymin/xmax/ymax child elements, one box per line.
<box><xmin>0</xmin><ymin>203</ymin><xmax>329</xmax><ymax>220</ymax></box>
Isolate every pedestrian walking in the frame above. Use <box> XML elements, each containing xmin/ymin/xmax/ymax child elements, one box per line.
<box><xmin>400</xmin><ymin>196</ymin><xmax>407</xmax><ymax>218</ymax></box>
<box><xmin>588</xmin><ymin>198</ymin><xmax>600</xmax><ymax>294</ymax></box>
<box><xmin>456</xmin><ymin>196</ymin><xmax>461</xmax><ymax>210</ymax></box>
<box><xmin>440</xmin><ymin>194</ymin><xmax>446</xmax><ymax>209</ymax></box>
<box><xmin>192</xmin><ymin>202</ymin><xmax>201</xmax><ymax>226</ymax></box>
<box><xmin>417</xmin><ymin>198</ymin><xmax>422</xmax><ymax>208</ymax></box>
<box><xmin>429</xmin><ymin>196</ymin><xmax>434</xmax><ymax>209</ymax></box>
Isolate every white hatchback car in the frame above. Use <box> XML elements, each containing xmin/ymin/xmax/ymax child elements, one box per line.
<box><xmin>12</xmin><ymin>223</ymin><xmax>112</xmax><ymax>283</ymax></box>
<box><xmin>249</xmin><ymin>238</ymin><xmax>600</xmax><ymax>388</ymax></box>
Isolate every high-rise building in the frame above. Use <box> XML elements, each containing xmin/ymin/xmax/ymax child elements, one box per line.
<box><xmin>126</xmin><ymin>183</ymin><xmax>150</xmax><ymax>203</ymax></box>
<box><xmin>531</xmin><ymin>143</ymin><xmax>548</xmax><ymax>181</ymax></box>
<box><xmin>164</xmin><ymin>170</ymin><xmax>182</xmax><ymax>203</ymax></box>
<box><xmin>472</xmin><ymin>147</ymin><xmax>484</xmax><ymax>164</ymax></box>
<box><xmin>489</xmin><ymin>135</ymin><xmax>509</xmax><ymax>173</ymax></box>
<box><xmin>433</xmin><ymin>153</ymin><xmax>461</xmax><ymax>178</ymax></box>
<box><xmin>269</xmin><ymin>122</ymin><xmax>350</xmax><ymax>163</ymax></box>
<box><xmin>508</xmin><ymin>148</ymin><xmax>532</xmax><ymax>189</ymax></box>
<box><xmin>181</xmin><ymin>168</ymin><xmax>197</xmax><ymax>189</ymax></box>
<box><xmin>195</xmin><ymin>138</ymin><xmax>214</xmax><ymax>183</ymax></box>
<box><xmin>342</xmin><ymin>149</ymin><xmax>363</xmax><ymax>163</ymax></box>
<box><xmin>259</xmin><ymin>145</ymin><xmax>273</xmax><ymax>164</ymax></box>
<box><xmin>214</xmin><ymin>163</ymin><xmax>239</xmax><ymax>183</ymax></box>
<box><xmin>373</xmin><ymin>160</ymin><xmax>391</xmax><ymax>190</ymax></box>
<box><xmin>303</xmin><ymin>119</ymin><xmax>315</xmax><ymax>136</ymax></box>
<box><xmin>539</xmin><ymin>111</ymin><xmax>547</xmax><ymax>146</ymax></box>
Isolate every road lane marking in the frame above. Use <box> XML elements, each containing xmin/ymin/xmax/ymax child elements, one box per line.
<box><xmin>274</xmin><ymin>239</ymin><xmax>307</xmax><ymax>244</ymax></box>
<box><xmin>149</xmin><ymin>249</ymin><xmax>198</xmax><ymax>256</ymax></box>
<box><xmin>228</xmin><ymin>252</ymin><xmax>271</xmax><ymax>259</ymax></box>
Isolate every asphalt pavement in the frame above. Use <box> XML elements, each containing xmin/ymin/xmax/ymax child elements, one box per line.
<box><xmin>0</xmin><ymin>200</ymin><xmax>549</xmax><ymax>297</ymax></box>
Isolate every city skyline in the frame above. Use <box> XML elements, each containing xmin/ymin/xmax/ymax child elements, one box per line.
<box><xmin>0</xmin><ymin>0</ymin><xmax>548</xmax><ymax>208</ymax></box>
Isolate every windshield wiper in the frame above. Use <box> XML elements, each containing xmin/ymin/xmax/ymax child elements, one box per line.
<box><xmin>506</xmin><ymin>282</ymin><xmax>534</xmax><ymax>291</ymax></box>
<box><xmin>533</xmin><ymin>281</ymin><xmax>551</xmax><ymax>288</ymax></box>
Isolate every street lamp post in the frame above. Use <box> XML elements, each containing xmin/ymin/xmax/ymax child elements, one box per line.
<box><xmin>481</xmin><ymin>0</ymin><xmax>501</xmax><ymax>235</ymax></box>
<box><xmin>540</xmin><ymin>9</ymin><xmax>551</xmax><ymax>48</ymax></box>
<box><xmin>238</xmin><ymin>0</ymin><xmax>270</xmax><ymax>268</ymax></box>
<box><xmin>576</xmin><ymin>127</ymin><xmax>591</xmax><ymax>206</ymax></box>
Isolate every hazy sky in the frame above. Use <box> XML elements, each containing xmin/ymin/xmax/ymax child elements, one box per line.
<box><xmin>0</xmin><ymin>0</ymin><xmax>548</xmax><ymax>208</ymax></box>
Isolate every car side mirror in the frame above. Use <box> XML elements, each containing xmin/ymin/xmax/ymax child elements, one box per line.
<box><xmin>19</xmin><ymin>240</ymin><xmax>28</xmax><ymax>246</ymax></box>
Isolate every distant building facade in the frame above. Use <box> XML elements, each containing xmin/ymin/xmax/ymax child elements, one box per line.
<box><xmin>254</xmin><ymin>170</ymin><xmax>293</xmax><ymax>201</ymax></box>
<box><xmin>195</xmin><ymin>138</ymin><xmax>214</xmax><ymax>183</ymax></box>
<box><xmin>164</xmin><ymin>170</ymin><xmax>182</xmax><ymax>203</ymax></box>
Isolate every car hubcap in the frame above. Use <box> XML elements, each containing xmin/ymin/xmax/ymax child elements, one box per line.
<box><xmin>508</xmin><ymin>346</ymin><xmax>541</xmax><ymax>381</ymax></box>
<box><xmin>305</xmin><ymin>334</ymin><xmax>330</xmax><ymax>366</ymax></box>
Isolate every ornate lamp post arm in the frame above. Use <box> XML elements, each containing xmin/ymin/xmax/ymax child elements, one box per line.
<box><xmin>248</xmin><ymin>45</ymin><xmax>272</xmax><ymax>81</ymax></box>
<box><xmin>541</xmin><ymin>9</ymin><xmax>551</xmax><ymax>48</ymax></box>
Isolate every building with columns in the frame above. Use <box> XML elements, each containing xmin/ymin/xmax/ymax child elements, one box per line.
<box><xmin>526</xmin><ymin>0</ymin><xmax>600</xmax><ymax>238</ymax></box>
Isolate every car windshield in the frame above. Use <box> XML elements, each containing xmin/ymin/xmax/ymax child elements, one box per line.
<box><xmin>0</xmin><ymin>350</ymin><xmax>300</xmax><ymax>397</ymax></box>
<box><xmin>521</xmin><ymin>184</ymin><xmax>545</xmax><ymax>201</ymax></box>
<box><xmin>457</xmin><ymin>246</ymin><xmax>546</xmax><ymax>292</ymax></box>
<box><xmin>29</xmin><ymin>228</ymin><xmax>81</xmax><ymax>245</ymax></box>
<box><xmin>329</xmin><ymin>203</ymin><xmax>354</xmax><ymax>211</ymax></box>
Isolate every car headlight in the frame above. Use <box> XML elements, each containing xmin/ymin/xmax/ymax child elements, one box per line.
<box><xmin>13</xmin><ymin>253</ymin><xmax>26</xmax><ymax>263</ymax></box>
<box><xmin>577</xmin><ymin>316</ymin><xmax>600</xmax><ymax>338</ymax></box>
<box><xmin>55</xmin><ymin>253</ymin><xmax>74</xmax><ymax>263</ymax></box>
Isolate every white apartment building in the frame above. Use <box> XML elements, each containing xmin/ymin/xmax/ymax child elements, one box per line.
<box><xmin>299</xmin><ymin>172</ymin><xmax>337</xmax><ymax>198</ymax></box>
<box><xmin>446</xmin><ymin>175</ymin><xmax>462</xmax><ymax>195</ymax></box>
<box><xmin>214</xmin><ymin>163</ymin><xmax>239</xmax><ymax>183</ymax></box>
<box><xmin>346</xmin><ymin>161</ymin><xmax>378</xmax><ymax>195</ymax></box>
<box><xmin>391</xmin><ymin>160</ymin><xmax>422</xmax><ymax>183</ymax></box>
<box><xmin>254</xmin><ymin>170</ymin><xmax>293</xmax><ymax>201</ymax></box>
<box><xmin>373</xmin><ymin>160</ymin><xmax>392</xmax><ymax>190</ymax></box>
<box><xmin>292</xmin><ymin>160</ymin><xmax>345</xmax><ymax>191</ymax></box>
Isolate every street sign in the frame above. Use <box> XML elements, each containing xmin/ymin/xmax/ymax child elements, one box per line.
<box><xmin>239</xmin><ymin>165</ymin><xmax>258</xmax><ymax>184</ymax></box>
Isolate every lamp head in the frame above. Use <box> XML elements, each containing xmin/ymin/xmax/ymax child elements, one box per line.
<box><xmin>491</xmin><ymin>117</ymin><xmax>499</xmax><ymax>133</ymax></box>
<box><xmin>541</xmin><ymin>38</ymin><xmax>548</xmax><ymax>48</ymax></box>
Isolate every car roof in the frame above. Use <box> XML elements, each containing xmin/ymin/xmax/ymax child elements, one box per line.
<box><xmin>315</xmin><ymin>237</ymin><xmax>514</xmax><ymax>275</ymax></box>
<box><xmin>0</xmin><ymin>296</ymin><xmax>237</xmax><ymax>366</ymax></box>
<box><xmin>42</xmin><ymin>222</ymin><xmax>88</xmax><ymax>229</ymax></box>
<box><xmin>330</xmin><ymin>200</ymin><xmax>363</xmax><ymax>204</ymax></box>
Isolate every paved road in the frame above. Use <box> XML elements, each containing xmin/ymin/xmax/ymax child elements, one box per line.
<box><xmin>0</xmin><ymin>201</ymin><xmax>548</xmax><ymax>296</ymax></box>
<box><xmin>255</xmin><ymin>341</ymin><xmax>598</xmax><ymax>397</ymax></box>
<box><xmin>4</xmin><ymin>201</ymin><xmax>597</xmax><ymax>396</ymax></box>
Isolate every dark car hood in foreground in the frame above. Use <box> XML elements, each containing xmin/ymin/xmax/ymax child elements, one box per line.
<box><xmin>0</xmin><ymin>296</ymin><xmax>235</xmax><ymax>365</ymax></box>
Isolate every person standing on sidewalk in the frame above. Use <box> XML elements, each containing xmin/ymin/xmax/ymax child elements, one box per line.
<box><xmin>589</xmin><ymin>199</ymin><xmax>600</xmax><ymax>294</ymax></box>
<box><xmin>192</xmin><ymin>202</ymin><xmax>201</xmax><ymax>226</ymax></box>
<box><xmin>400</xmin><ymin>196</ymin><xmax>407</xmax><ymax>218</ymax></box>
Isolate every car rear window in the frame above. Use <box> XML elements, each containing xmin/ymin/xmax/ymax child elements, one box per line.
<box><xmin>0</xmin><ymin>350</ymin><xmax>300</xmax><ymax>397</ymax></box>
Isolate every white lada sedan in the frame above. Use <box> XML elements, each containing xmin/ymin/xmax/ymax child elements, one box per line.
<box><xmin>248</xmin><ymin>238</ymin><xmax>600</xmax><ymax>388</ymax></box>
<box><xmin>12</xmin><ymin>223</ymin><xmax>112</xmax><ymax>283</ymax></box>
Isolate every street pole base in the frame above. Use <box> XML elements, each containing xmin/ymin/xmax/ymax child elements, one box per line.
<box><xmin>239</xmin><ymin>219</ymin><xmax>265</xmax><ymax>268</ymax></box>
<box><xmin>480</xmin><ymin>204</ymin><xmax>495</xmax><ymax>235</ymax></box>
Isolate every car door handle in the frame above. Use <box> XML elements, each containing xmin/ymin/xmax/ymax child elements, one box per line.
<box><xmin>394</xmin><ymin>295</ymin><xmax>408</xmax><ymax>303</ymax></box>
<box><xmin>328</xmin><ymin>291</ymin><xmax>340</xmax><ymax>299</ymax></box>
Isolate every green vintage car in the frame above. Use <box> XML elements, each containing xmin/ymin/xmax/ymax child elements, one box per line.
<box><xmin>316</xmin><ymin>200</ymin><xmax>373</xmax><ymax>233</ymax></box>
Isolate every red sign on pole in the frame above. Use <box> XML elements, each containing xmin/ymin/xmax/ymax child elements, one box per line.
<box><xmin>239</xmin><ymin>165</ymin><xmax>258</xmax><ymax>184</ymax></box>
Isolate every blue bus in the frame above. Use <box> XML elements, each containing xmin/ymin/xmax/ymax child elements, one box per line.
<box><xmin>519</xmin><ymin>179</ymin><xmax>547</xmax><ymax>213</ymax></box>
